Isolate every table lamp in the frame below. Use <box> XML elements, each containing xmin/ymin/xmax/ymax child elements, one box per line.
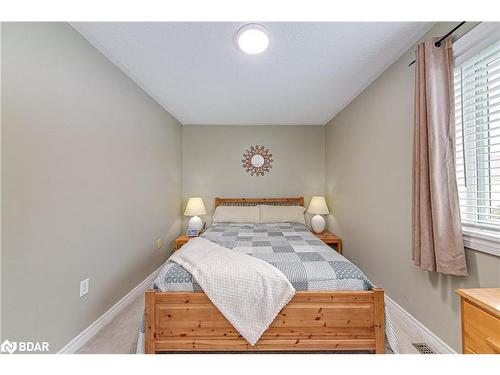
<box><xmin>184</xmin><ymin>197</ymin><xmax>207</xmax><ymax>232</ymax></box>
<box><xmin>307</xmin><ymin>196</ymin><xmax>329</xmax><ymax>233</ymax></box>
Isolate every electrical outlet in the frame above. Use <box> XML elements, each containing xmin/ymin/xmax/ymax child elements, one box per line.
<box><xmin>80</xmin><ymin>278</ymin><xmax>89</xmax><ymax>297</ymax></box>
<box><xmin>156</xmin><ymin>238</ymin><xmax>164</xmax><ymax>249</ymax></box>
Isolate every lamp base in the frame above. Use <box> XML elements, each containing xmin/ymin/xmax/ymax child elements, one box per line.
<box><xmin>188</xmin><ymin>216</ymin><xmax>203</xmax><ymax>232</ymax></box>
<box><xmin>311</xmin><ymin>214</ymin><xmax>325</xmax><ymax>234</ymax></box>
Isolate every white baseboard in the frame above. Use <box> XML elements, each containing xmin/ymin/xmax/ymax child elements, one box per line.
<box><xmin>57</xmin><ymin>264</ymin><xmax>164</xmax><ymax>354</ymax></box>
<box><xmin>385</xmin><ymin>295</ymin><xmax>456</xmax><ymax>354</ymax></box>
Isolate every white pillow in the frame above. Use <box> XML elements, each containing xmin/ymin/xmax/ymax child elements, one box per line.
<box><xmin>259</xmin><ymin>205</ymin><xmax>306</xmax><ymax>225</ymax></box>
<box><xmin>213</xmin><ymin>205</ymin><xmax>260</xmax><ymax>223</ymax></box>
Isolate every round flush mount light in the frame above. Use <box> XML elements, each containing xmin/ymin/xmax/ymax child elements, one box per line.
<box><xmin>236</xmin><ymin>24</ymin><xmax>269</xmax><ymax>54</ymax></box>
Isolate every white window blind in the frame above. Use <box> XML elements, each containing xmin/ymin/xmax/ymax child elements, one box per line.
<box><xmin>455</xmin><ymin>39</ymin><xmax>500</xmax><ymax>232</ymax></box>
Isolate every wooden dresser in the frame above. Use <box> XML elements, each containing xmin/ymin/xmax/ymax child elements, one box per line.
<box><xmin>456</xmin><ymin>288</ymin><xmax>500</xmax><ymax>354</ymax></box>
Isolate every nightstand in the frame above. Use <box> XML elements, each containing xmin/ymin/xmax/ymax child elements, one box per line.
<box><xmin>174</xmin><ymin>229</ymin><xmax>207</xmax><ymax>250</ymax></box>
<box><xmin>314</xmin><ymin>231</ymin><xmax>342</xmax><ymax>254</ymax></box>
<box><xmin>174</xmin><ymin>235</ymin><xmax>192</xmax><ymax>250</ymax></box>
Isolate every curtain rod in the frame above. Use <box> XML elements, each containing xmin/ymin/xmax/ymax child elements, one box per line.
<box><xmin>408</xmin><ymin>22</ymin><xmax>467</xmax><ymax>67</ymax></box>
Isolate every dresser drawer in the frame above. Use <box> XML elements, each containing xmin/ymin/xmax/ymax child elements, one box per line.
<box><xmin>462</xmin><ymin>301</ymin><xmax>500</xmax><ymax>354</ymax></box>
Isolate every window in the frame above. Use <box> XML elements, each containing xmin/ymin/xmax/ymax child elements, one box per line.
<box><xmin>453</xmin><ymin>23</ymin><xmax>500</xmax><ymax>256</ymax></box>
<box><xmin>455</xmin><ymin>40</ymin><xmax>500</xmax><ymax>230</ymax></box>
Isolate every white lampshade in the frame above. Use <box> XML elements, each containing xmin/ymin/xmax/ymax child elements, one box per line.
<box><xmin>184</xmin><ymin>198</ymin><xmax>207</xmax><ymax>217</ymax></box>
<box><xmin>307</xmin><ymin>196</ymin><xmax>330</xmax><ymax>215</ymax></box>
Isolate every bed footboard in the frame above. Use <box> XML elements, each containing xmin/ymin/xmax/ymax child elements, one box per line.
<box><xmin>145</xmin><ymin>288</ymin><xmax>385</xmax><ymax>354</ymax></box>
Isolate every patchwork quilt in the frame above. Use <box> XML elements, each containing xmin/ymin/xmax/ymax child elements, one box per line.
<box><xmin>137</xmin><ymin>222</ymin><xmax>399</xmax><ymax>353</ymax></box>
<box><xmin>153</xmin><ymin>222</ymin><xmax>373</xmax><ymax>292</ymax></box>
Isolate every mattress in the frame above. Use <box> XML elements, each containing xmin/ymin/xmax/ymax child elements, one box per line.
<box><xmin>152</xmin><ymin>222</ymin><xmax>373</xmax><ymax>292</ymax></box>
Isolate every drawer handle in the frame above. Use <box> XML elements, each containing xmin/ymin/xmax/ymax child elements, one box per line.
<box><xmin>486</xmin><ymin>337</ymin><xmax>500</xmax><ymax>353</ymax></box>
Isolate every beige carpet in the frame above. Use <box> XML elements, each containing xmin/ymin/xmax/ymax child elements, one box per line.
<box><xmin>78</xmin><ymin>293</ymin><xmax>144</xmax><ymax>354</ymax></box>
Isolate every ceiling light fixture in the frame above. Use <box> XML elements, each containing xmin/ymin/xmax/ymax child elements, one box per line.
<box><xmin>236</xmin><ymin>24</ymin><xmax>269</xmax><ymax>54</ymax></box>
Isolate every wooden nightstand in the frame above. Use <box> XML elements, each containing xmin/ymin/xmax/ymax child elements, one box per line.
<box><xmin>314</xmin><ymin>231</ymin><xmax>342</xmax><ymax>254</ymax></box>
<box><xmin>174</xmin><ymin>235</ymin><xmax>192</xmax><ymax>250</ymax></box>
<box><xmin>174</xmin><ymin>229</ymin><xmax>207</xmax><ymax>250</ymax></box>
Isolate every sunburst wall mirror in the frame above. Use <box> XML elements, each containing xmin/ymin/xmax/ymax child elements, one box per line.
<box><xmin>242</xmin><ymin>145</ymin><xmax>273</xmax><ymax>176</ymax></box>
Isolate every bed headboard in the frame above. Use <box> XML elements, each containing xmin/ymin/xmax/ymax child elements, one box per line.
<box><xmin>214</xmin><ymin>197</ymin><xmax>304</xmax><ymax>208</ymax></box>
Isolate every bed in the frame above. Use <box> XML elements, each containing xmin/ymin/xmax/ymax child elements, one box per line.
<box><xmin>142</xmin><ymin>197</ymin><xmax>390</xmax><ymax>354</ymax></box>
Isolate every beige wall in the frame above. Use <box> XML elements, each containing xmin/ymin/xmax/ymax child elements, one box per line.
<box><xmin>1</xmin><ymin>23</ymin><xmax>183</xmax><ymax>351</ymax></box>
<box><xmin>182</xmin><ymin>125</ymin><xmax>325</xmax><ymax>228</ymax></box>
<box><xmin>325</xmin><ymin>22</ymin><xmax>500</xmax><ymax>351</ymax></box>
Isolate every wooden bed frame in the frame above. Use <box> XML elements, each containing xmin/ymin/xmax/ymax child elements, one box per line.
<box><xmin>144</xmin><ymin>197</ymin><xmax>385</xmax><ymax>354</ymax></box>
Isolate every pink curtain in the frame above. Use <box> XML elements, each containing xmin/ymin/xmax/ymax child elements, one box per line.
<box><xmin>412</xmin><ymin>37</ymin><xmax>468</xmax><ymax>276</ymax></box>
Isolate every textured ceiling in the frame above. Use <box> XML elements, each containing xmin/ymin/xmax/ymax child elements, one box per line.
<box><xmin>72</xmin><ymin>22</ymin><xmax>432</xmax><ymax>125</ymax></box>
